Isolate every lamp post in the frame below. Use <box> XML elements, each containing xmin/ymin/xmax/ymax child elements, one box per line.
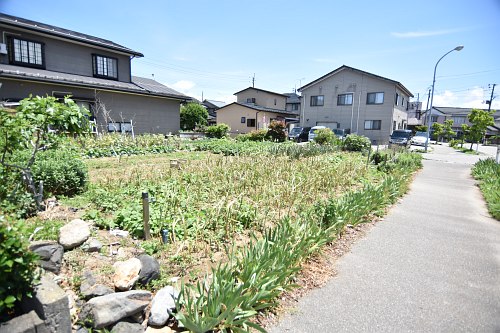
<box><xmin>425</xmin><ymin>45</ymin><xmax>464</xmax><ymax>152</ymax></box>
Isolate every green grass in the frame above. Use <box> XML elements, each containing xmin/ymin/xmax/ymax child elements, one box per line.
<box><xmin>472</xmin><ymin>158</ymin><xmax>500</xmax><ymax>220</ymax></box>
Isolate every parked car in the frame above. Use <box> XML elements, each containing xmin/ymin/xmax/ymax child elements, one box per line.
<box><xmin>288</xmin><ymin>126</ymin><xmax>311</xmax><ymax>142</ymax></box>
<box><xmin>389</xmin><ymin>129</ymin><xmax>412</xmax><ymax>147</ymax></box>
<box><xmin>308</xmin><ymin>126</ymin><xmax>327</xmax><ymax>142</ymax></box>
<box><xmin>411</xmin><ymin>131</ymin><xmax>430</xmax><ymax>146</ymax></box>
<box><xmin>333</xmin><ymin>128</ymin><xmax>351</xmax><ymax>139</ymax></box>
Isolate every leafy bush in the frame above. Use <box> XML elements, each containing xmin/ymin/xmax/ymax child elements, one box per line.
<box><xmin>313</xmin><ymin>128</ymin><xmax>335</xmax><ymax>145</ymax></box>
<box><xmin>449</xmin><ymin>139</ymin><xmax>460</xmax><ymax>148</ymax></box>
<box><xmin>0</xmin><ymin>216</ymin><xmax>40</xmax><ymax>321</ymax></box>
<box><xmin>472</xmin><ymin>158</ymin><xmax>500</xmax><ymax>220</ymax></box>
<box><xmin>266</xmin><ymin>120</ymin><xmax>286</xmax><ymax>142</ymax></box>
<box><xmin>342</xmin><ymin>134</ymin><xmax>371</xmax><ymax>152</ymax></box>
<box><xmin>31</xmin><ymin>148</ymin><xmax>88</xmax><ymax>197</ymax></box>
<box><xmin>180</xmin><ymin>103</ymin><xmax>209</xmax><ymax>130</ymax></box>
<box><xmin>235</xmin><ymin>130</ymin><xmax>268</xmax><ymax>142</ymax></box>
<box><xmin>205</xmin><ymin>124</ymin><xmax>230</xmax><ymax>139</ymax></box>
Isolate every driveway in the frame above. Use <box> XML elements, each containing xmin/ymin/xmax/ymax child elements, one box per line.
<box><xmin>269</xmin><ymin>145</ymin><xmax>500</xmax><ymax>332</ymax></box>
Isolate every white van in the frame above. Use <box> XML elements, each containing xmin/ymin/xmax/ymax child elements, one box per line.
<box><xmin>308</xmin><ymin>126</ymin><xmax>327</xmax><ymax>142</ymax></box>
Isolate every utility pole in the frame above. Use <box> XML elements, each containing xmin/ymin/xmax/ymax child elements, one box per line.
<box><xmin>252</xmin><ymin>74</ymin><xmax>255</xmax><ymax>88</ymax></box>
<box><xmin>487</xmin><ymin>83</ymin><xmax>496</xmax><ymax>112</ymax></box>
<box><xmin>424</xmin><ymin>89</ymin><xmax>431</xmax><ymax>125</ymax></box>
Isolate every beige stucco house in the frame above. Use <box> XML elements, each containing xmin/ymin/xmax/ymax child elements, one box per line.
<box><xmin>216</xmin><ymin>87</ymin><xmax>298</xmax><ymax>134</ymax></box>
<box><xmin>299</xmin><ymin>65</ymin><xmax>413</xmax><ymax>144</ymax></box>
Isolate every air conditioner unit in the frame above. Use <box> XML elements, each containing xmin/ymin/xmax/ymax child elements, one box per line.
<box><xmin>0</xmin><ymin>43</ymin><xmax>7</xmax><ymax>54</ymax></box>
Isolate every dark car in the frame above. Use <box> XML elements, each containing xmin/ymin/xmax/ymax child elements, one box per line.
<box><xmin>389</xmin><ymin>129</ymin><xmax>412</xmax><ymax>147</ymax></box>
<box><xmin>333</xmin><ymin>128</ymin><xmax>351</xmax><ymax>139</ymax></box>
<box><xmin>288</xmin><ymin>126</ymin><xmax>311</xmax><ymax>142</ymax></box>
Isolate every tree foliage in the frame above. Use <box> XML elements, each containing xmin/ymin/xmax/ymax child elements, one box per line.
<box><xmin>0</xmin><ymin>95</ymin><xmax>90</xmax><ymax>211</ymax></box>
<box><xmin>266</xmin><ymin>120</ymin><xmax>287</xmax><ymax>142</ymax></box>
<box><xmin>442</xmin><ymin>119</ymin><xmax>456</xmax><ymax>142</ymax></box>
<box><xmin>463</xmin><ymin>108</ymin><xmax>495</xmax><ymax>149</ymax></box>
<box><xmin>180</xmin><ymin>103</ymin><xmax>208</xmax><ymax>130</ymax></box>
<box><xmin>431</xmin><ymin>122</ymin><xmax>444</xmax><ymax>141</ymax></box>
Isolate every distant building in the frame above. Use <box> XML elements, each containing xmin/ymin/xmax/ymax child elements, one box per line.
<box><xmin>202</xmin><ymin>99</ymin><xmax>226</xmax><ymax>125</ymax></box>
<box><xmin>299</xmin><ymin>65</ymin><xmax>413</xmax><ymax>144</ymax></box>
<box><xmin>283</xmin><ymin>92</ymin><xmax>301</xmax><ymax>116</ymax></box>
<box><xmin>216</xmin><ymin>87</ymin><xmax>298</xmax><ymax>134</ymax></box>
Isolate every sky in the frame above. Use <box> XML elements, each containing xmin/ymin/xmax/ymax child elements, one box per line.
<box><xmin>1</xmin><ymin>0</ymin><xmax>500</xmax><ymax>109</ymax></box>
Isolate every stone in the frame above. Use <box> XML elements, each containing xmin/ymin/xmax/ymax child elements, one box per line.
<box><xmin>79</xmin><ymin>290</ymin><xmax>152</xmax><ymax>329</ymax></box>
<box><xmin>137</xmin><ymin>254</ymin><xmax>160</xmax><ymax>285</ymax></box>
<box><xmin>145</xmin><ymin>327</ymin><xmax>174</xmax><ymax>333</ymax></box>
<box><xmin>0</xmin><ymin>310</ymin><xmax>50</xmax><ymax>333</ymax></box>
<box><xmin>148</xmin><ymin>286</ymin><xmax>178</xmax><ymax>327</ymax></box>
<box><xmin>29</xmin><ymin>241</ymin><xmax>64</xmax><ymax>274</ymax></box>
<box><xmin>111</xmin><ymin>321</ymin><xmax>144</xmax><ymax>333</ymax></box>
<box><xmin>113</xmin><ymin>258</ymin><xmax>142</xmax><ymax>291</ymax></box>
<box><xmin>58</xmin><ymin>219</ymin><xmax>90</xmax><ymax>250</ymax></box>
<box><xmin>82</xmin><ymin>238</ymin><xmax>102</xmax><ymax>253</ymax></box>
<box><xmin>22</xmin><ymin>275</ymin><xmax>72</xmax><ymax>333</ymax></box>
<box><xmin>80</xmin><ymin>271</ymin><xmax>114</xmax><ymax>300</ymax></box>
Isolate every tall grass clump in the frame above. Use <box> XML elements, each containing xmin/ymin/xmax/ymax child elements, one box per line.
<box><xmin>472</xmin><ymin>158</ymin><xmax>500</xmax><ymax>220</ymax></box>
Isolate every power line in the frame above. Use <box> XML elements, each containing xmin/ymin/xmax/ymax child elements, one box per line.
<box><xmin>437</xmin><ymin>68</ymin><xmax>500</xmax><ymax>79</ymax></box>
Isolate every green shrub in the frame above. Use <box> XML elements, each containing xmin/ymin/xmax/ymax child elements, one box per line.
<box><xmin>472</xmin><ymin>158</ymin><xmax>500</xmax><ymax>220</ymax></box>
<box><xmin>342</xmin><ymin>134</ymin><xmax>371</xmax><ymax>152</ymax></box>
<box><xmin>205</xmin><ymin>124</ymin><xmax>230</xmax><ymax>139</ymax></box>
<box><xmin>266</xmin><ymin>121</ymin><xmax>286</xmax><ymax>142</ymax></box>
<box><xmin>236</xmin><ymin>130</ymin><xmax>268</xmax><ymax>142</ymax></box>
<box><xmin>31</xmin><ymin>148</ymin><xmax>88</xmax><ymax>197</ymax></box>
<box><xmin>449</xmin><ymin>139</ymin><xmax>460</xmax><ymax>148</ymax></box>
<box><xmin>313</xmin><ymin>128</ymin><xmax>335</xmax><ymax>145</ymax></box>
<box><xmin>0</xmin><ymin>216</ymin><xmax>40</xmax><ymax>321</ymax></box>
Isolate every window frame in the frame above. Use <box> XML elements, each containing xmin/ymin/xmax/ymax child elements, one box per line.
<box><xmin>367</xmin><ymin>92</ymin><xmax>384</xmax><ymax>105</ymax></box>
<box><xmin>337</xmin><ymin>93</ymin><xmax>353</xmax><ymax>106</ymax></box>
<box><xmin>92</xmin><ymin>54</ymin><xmax>118</xmax><ymax>80</ymax></box>
<box><xmin>310</xmin><ymin>95</ymin><xmax>324</xmax><ymax>107</ymax></box>
<box><xmin>246</xmin><ymin>118</ymin><xmax>256</xmax><ymax>127</ymax></box>
<box><xmin>241</xmin><ymin>117</ymin><xmax>246</xmax><ymax>124</ymax></box>
<box><xmin>364</xmin><ymin>120</ymin><xmax>382</xmax><ymax>130</ymax></box>
<box><xmin>8</xmin><ymin>36</ymin><xmax>45</xmax><ymax>69</ymax></box>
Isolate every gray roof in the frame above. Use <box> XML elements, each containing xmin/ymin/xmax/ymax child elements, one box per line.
<box><xmin>0</xmin><ymin>64</ymin><xmax>187</xmax><ymax>100</ymax></box>
<box><xmin>298</xmin><ymin>65</ymin><xmax>414</xmax><ymax>98</ymax></box>
<box><xmin>203</xmin><ymin>100</ymin><xmax>227</xmax><ymax>109</ymax></box>
<box><xmin>0</xmin><ymin>13</ymin><xmax>143</xmax><ymax>57</ymax></box>
<box><xmin>233</xmin><ymin>87</ymin><xmax>288</xmax><ymax>98</ymax></box>
<box><xmin>220</xmin><ymin>102</ymin><xmax>299</xmax><ymax>116</ymax></box>
<box><xmin>433</xmin><ymin>106</ymin><xmax>500</xmax><ymax>117</ymax></box>
<box><xmin>283</xmin><ymin>93</ymin><xmax>301</xmax><ymax>104</ymax></box>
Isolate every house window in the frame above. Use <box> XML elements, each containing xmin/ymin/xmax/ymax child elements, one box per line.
<box><xmin>241</xmin><ymin>117</ymin><xmax>246</xmax><ymax>123</ymax></box>
<box><xmin>108</xmin><ymin>122</ymin><xmax>132</xmax><ymax>133</ymax></box>
<box><xmin>337</xmin><ymin>93</ymin><xmax>353</xmax><ymax>106</ymax></box>
<box><xmin>292</xmin><ymin>104</ymin><xmax>299</xmax><ymax>111</ymax></box>
<box><xmin>247</xmin><ymin>118</ymin><xmax>256</xmax><ymax>127</ymax></box>
<box><xmin>451</xmin><ymin>116</ymin><xmax>465</xmax><ymax>125</ymax></box>
<box><xmin>310</xmin><ymin>95</ymin><xmax>324</xmax><ymax>106</ymax></box>
<box><xmin>431</xmin><ymin>115</ymin><xmax>438</xmax><ymax>122</ymax></box>
<box><xmin>402</xmin><ymin>97</ymin><xmax>405</xmax><ymax>108</ymax></box>
<box><xmin>246</xmin><ymin>98</ymin><xmax>256</xmax><ymax>103</ymax></box>
<box><xmin>367</xmin><ymin>92</ymin><xmax>384</xmax><ymax>104</ymax></box>
<box><xmin>93</xmin><ymin>54</ymin><xmax>118</xmax><ymax>79</ymax></box>
<box><xmin>365</xmin><ymin>120</ymin><xmax>381</xmax><ymax>130</ymax></box>
<box><xmin>395</xmin><ymin>93</ymin><xmax>399</xmax><ymax>105</ymax></box>
<box><xmin>9</xmin><ymin>37</ymin><xmax>44</xmax><ymax>68</ymax></box>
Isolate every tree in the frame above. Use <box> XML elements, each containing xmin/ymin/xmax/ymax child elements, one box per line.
<box><xmin>180</xmin><ymin>103</ymin><xmax>208</xmax><ymax>130</ymax></box>
<box><xmin>0</xmin><ymin>95</ymin><xmax>90</xmax><ymax>210</ymax></box>
<box><xmin>466</xmin><ymin>108</ymin><xmax>495</xmax><ymax>150</ymax></box>
<box><xmin>415</xmin><ymin>125</ymin><xmax>428</xmax><ymax>132</ymax></box>
<box><xmin>431</xmin><ymin>122</ymin><xmax>444</xmax><ymax>142</ymax></box>
<box><xmin>442</xmin><ymin>119</ymin><xmax>456</xmax><ymax>142</ymax></box>
<box><xmin>266</xmin><ymin>120</ymin><xmax>287</xmax><ymax>142</ymax></box>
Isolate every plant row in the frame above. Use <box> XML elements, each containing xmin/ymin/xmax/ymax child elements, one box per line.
<box><xmin>472</xmin><ymin>158</ymin><xmax>500</xmax><ymax>220</ymax></box>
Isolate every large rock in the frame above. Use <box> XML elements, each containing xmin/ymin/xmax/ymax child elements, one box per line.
<box><xmin>80</xmin><ymin>271</ymin><xmax>114</xmax><ymax>300</ymax></box>
<box><xmin>79</xmin><ymin>290</ymin><xmax>152</xmax><ymax>329</ymax></box>
<box><xmin>111</xmin><ymin>321</ymin><xmax>144</xmax><ymax>333</ymax></box>
<box><xmin>113</xmin><ymin>258</ymin><xmax>142</xmax><ymax>291</ymax></box>
<box><xmin>58</xmin><ymin>219</ymin><xmax>90</xmax><ymax>250</ymax></box>
<box><xmin>29</xmin><ymin>241</ymin><xmax>64</xmax><ymax>274</ymax></box>
<box><xmin>22</xmin><ymin>275</ymin><xmax>71</xmax><ymax>333</ymax></box>
<box><xmin>137</xmin><ymin>254</ymin><xmax>160</xmax><ymax>285</ymax></box>
<box><xmin>0</xmin><ymin>310</ymin><xmax>49</xmax><ymax>333</ymax></box>
<box><xmin>148</xmin><ymin>286</ymin><xmax>178</xmax><ymax>327</ymax></box>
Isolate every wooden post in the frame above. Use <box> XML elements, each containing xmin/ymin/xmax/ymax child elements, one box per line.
<box><xmin>142</xmin><ymin>192</ymin><xmax>151</xmax><ymax>240</ymax></box>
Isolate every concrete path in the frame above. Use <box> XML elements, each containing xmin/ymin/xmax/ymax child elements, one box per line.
<box><xmin>269</xmin><ymin>144</ymin><xmax>500</xmax><ymax>332</ymax></box>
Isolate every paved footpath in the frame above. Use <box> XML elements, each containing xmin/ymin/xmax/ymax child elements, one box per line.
<box><xmin>270</xmin><ymin>145</ymin><xmax>500</xmax><ymax>333</ymax></box>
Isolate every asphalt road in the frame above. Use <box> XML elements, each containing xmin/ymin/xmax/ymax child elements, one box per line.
<box><xmin>269</xmin><ymin>144</ymin><xmax>500</xmax><ymax>332</ymax></box>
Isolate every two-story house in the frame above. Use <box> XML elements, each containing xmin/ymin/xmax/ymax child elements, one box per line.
<box><xmin>284</xmin><ymin>92</ymin><xmax>301</xmax><ymax>116</ymax></box>
<box><xmin>216</xmin><ymin>87</ymin><xmax>298</xmax><ymax>134</ymax></box>
<box><xmin>0</xmin><ymin>13</ymin><xmax>188</xmax><ymax>135</ymax></box>
<box><xmin>202</xmin><ymin>99</ymin><xmax>226</xmax><ymax>126</ymax></box>
<box><xmin>299</xmin><ymin>65</ymin><xmax>414</xmax><ymax>144</ymax></box>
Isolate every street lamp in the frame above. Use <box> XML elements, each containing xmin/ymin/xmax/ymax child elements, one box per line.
<box><xmin>425</xmin><ymin>45</ymin><xmax>464</xmax><ymax>152</ymax></box>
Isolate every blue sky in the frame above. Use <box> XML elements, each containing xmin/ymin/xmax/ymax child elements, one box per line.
<box><xmin>1</xmin><ymin>0</ymin><xmax>499</xmax><ymax>109</ymax></box>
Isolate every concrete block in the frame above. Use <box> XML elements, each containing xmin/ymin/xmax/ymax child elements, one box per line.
<box><xmin>0</xmin><ymin>310</ymin><xmax>50</xmax><ymax>333</ymax></box>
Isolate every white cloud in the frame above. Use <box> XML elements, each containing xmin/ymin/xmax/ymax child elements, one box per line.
<box><xmin>432</xmin><ymin>87</ymin><xmax>500</xmax><ymax>109</ymax></box>
<box><xmin>391</xmin><ymin>28</ymin><xmax>462</xmax><ymax>38</ymax></box>
<box><xmin>171</xmin><ymin>80</ymin><xmax>196</xmax><ymax>93</ymax></box>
